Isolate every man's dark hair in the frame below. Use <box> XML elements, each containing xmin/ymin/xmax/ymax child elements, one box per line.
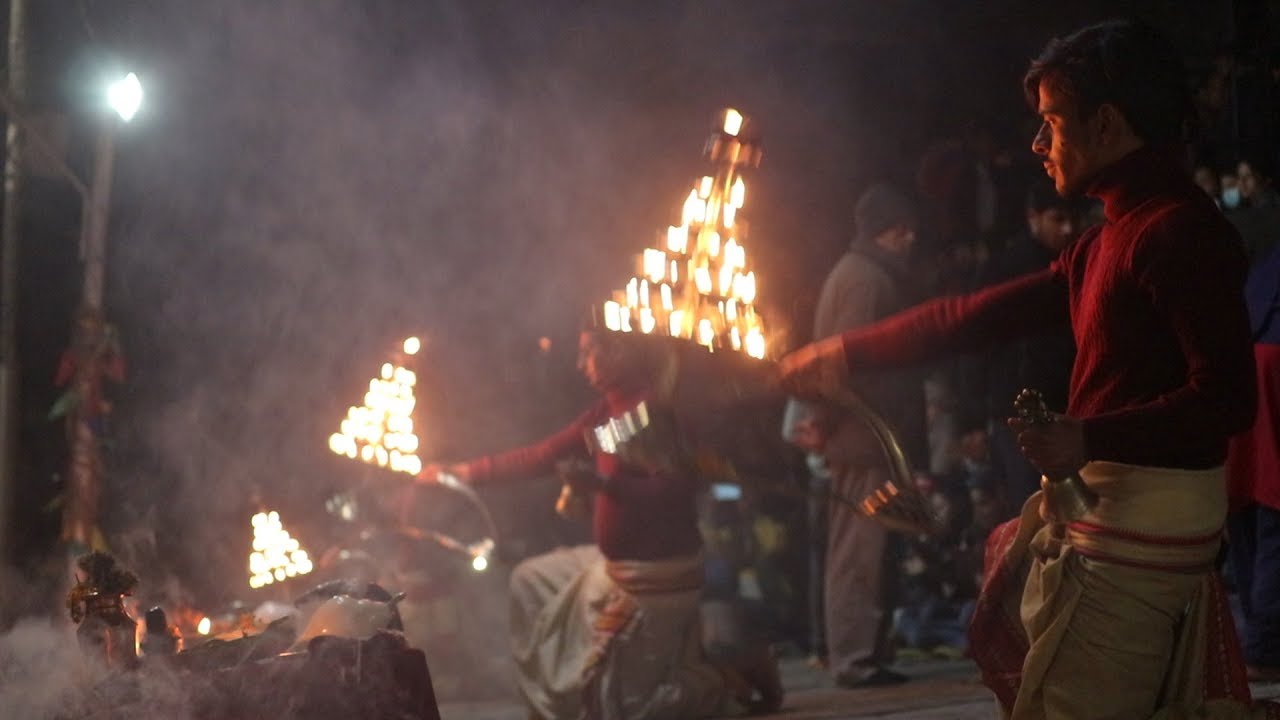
<box><xmin>1024</xmin><ymin>19</ymin><xmax>1192</xmax><ymax>146</ymax></box>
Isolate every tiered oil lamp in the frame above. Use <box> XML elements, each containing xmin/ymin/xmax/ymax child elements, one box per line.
<box><xmin>328</xmin><ymin>336</ymin><xmax>424</xmax><ymax>477</ymax></box>
<box><xmin>248</xmin><ymin>510</ymin><xmax>314</xmax><ymax>589</ymax></box>
<box><xmin>600</xmin><ymin>108</ymin><xmax>769</xmax><ymax>359</ymax></box>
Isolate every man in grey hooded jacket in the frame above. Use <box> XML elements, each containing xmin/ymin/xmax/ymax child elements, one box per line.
<box><xmin>785</xmin><ymin>182</ymin><xmax>928</xmax><ymax>687</ymax></box>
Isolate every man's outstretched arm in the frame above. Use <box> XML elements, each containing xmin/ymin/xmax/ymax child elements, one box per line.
<box><xmin>781</xmin><ymin>264</ymin><xmax>1071</xmax><ymax>393</ymax></box>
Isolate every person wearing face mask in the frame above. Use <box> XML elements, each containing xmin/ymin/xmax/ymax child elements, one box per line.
<box><xmin>1223</xmin><ymin>159</ymin><xmax>1280</xmax><ymax>263</ymax></box>
<box><xmin>779</xmin><ymin>19</ymin><xmax>1269</xmax><ymax>719</ymax></box>
<box><xmin>1221</xmin><ymin>172</ymin><xmax>1243</xmax><ymax>210</ymax></box>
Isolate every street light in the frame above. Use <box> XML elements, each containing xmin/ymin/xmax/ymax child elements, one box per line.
<box><xmin>61</xmin><ymin>71</ymin><xmax>142</xmax><ymax>557</ymax></box>
<box><xmin>107</xmin><ymin>72</ymin><xmax>143</xmax><ymax>122</ymax></box>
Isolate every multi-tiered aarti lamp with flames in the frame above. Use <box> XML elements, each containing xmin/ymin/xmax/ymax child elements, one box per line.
<box><xmin>600</xmin><ymin>108</ymin><xmax>768</xmax><ymax>359</ymax></box>
<box><xmin>328</xmin><ymin>336</ymin><xmax>425</xmax><ymax>477</ymax></box>
<box><xmin>248</xmin><ymin>510</ymin><xmax>313</xmax><ymax>589</ymax></box>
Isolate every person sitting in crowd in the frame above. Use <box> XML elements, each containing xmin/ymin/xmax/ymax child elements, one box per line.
<box><xmin>418</xmin><ymin>322</ymin><xmax>782</xmax><ymax>720</ymax></box>
<box><xmin>892</xmin><ymin>472</ymin><xmax>977</xmax><ymax>658</ymax></box>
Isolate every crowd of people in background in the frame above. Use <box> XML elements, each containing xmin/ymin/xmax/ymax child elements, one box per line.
<box><xmin>748</xmin><ymin>41</ymin><xmax>1280</xmax><ymax>681</ymax></box>
<box><xmin>388</xmin><ymin>21</ymin><xmax>1280</xmax><ymax>712</ymax></box>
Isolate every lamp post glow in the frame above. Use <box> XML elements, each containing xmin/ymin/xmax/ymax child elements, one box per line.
<box><xmin>107</xmin><ymin>73</ymin><xmax>143</xmax><ymax>122</ymax></box>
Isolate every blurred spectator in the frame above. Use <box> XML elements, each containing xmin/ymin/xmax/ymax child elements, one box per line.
<box><xmin>1237</xmin><ymin>157</ymin><xmax>1280</xmax><ymax>208</ymax></box>
<box><xmin>1226</xmin><ymin>246</ymin><xmax>1280</xmax><ymax>682</ymax></box>
<box><xmin>1194</xmin><ymin>164</ymin><xmax>1222</xmax><ymax>205</ymax></box>
<box><xmin>892</xmin><ymin>472</ymin><xmax>977</xmax><ymax>657</ymax></box>
<box><xmin>916</xmin><ymin>119</ymin><xmax>1028</xmax><ymax>284</ymax></box>
<box><xmin>1222</xmin><ymin>168</ymin><xmax>1243</xmax><ymax>210</ymax></box>
<box><xmin>1225</xmin><ymin>157</ymin><xmax>1280</xmax><ymax>264</ymax></box>
<box><xmin>960</xmin><ymin>177</ymin><xmax>1081</xmax><ymax>509</ymax></box>
<box><xmin>1193</xmin><ymin>49</ymin><xmax>1236</xmax><ymax>157</ymax></box>
<box><xmin>785</xmin><ymin>182</ymin><xmax>928</xmax><ymax>688</ymax></box>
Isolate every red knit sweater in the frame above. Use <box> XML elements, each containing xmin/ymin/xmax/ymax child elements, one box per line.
<box><xmin>465</xmin><ymin>387</ymin><xmax>703</xmax><ymax>561</ymax></box>
<box><xmin>840</xmin><ymin>146</ymin><xmax>1256</xmax><ymax>469</ymax></box>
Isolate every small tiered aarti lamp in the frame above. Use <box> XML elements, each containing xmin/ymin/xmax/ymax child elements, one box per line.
<box><xmin>600</xmin><ymin>108</ymin><xmax>769</xmax><ymax>359</ymax></box>
<box><xmin>248</xmin><ymin>510</ymin><xmax>314</xmax><ymax>589</ymax></box>
<box><xmin>327</xmin><ymin>336</ymin><xmax>425</xmax><ymax>477</ymax></box>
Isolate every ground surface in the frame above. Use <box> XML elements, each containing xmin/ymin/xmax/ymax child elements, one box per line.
<box><xmin>437</xmin><ymin>655</ymin><xmax>1280</xmax><ymax>720</ymax></box>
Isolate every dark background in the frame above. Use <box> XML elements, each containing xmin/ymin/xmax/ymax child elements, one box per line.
<box><xmin>3</xmin><ymin>0</ymin><xmax>1276</xmax><ymax>609</ymax></box>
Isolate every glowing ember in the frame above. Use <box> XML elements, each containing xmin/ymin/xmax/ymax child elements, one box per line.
<box><xmin>197</xmin><ymin>616</ymin><xmax>212</xmax><ymax>635</ymax></box>
<box><xmin>598</xmin><ymin>108</ymin><xmax>770</xmax><ymax>358</ymax></box>
<box><xmin>330</xmin><ymin>337</ymin><xmax>424</xmax><ymax>476</ymax></box>
<box><xmin>248</xmin><ymin>510</ymin><xmax>313</xmax><ymax>588</ymax></box>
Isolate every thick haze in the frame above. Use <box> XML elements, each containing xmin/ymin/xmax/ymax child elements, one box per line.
<box><xmin>0</xmin><ymin>0</ymin><xmax>1250</xmax><ymax>714</ymax></box>
<box><xmin>4</xmin><ymin>0</ymin><xmax>1241</xmax><ymax>640</ymax></box>
<box><xmin>100</xmin><ymin>0</ymin><xmax>943</xmax><ymax>600</ymax></box>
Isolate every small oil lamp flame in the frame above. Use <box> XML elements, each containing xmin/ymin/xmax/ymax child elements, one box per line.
<box><xmin>723</xmin><ymin>109</ymin><xmax>744</xmax><ymax>137</ymax></box>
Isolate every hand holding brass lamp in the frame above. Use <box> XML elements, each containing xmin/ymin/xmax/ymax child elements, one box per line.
<box><xmin>1012</xmin><ymin>388</ymin><xmax>1098</xmax><ymax>523</ymax></box>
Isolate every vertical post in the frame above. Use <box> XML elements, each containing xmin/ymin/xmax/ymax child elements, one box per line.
<box><xmin>0</xmin><ymin>0</ymin><xmax>29</xmax><ymax>568</ymax></box>
<box><xmin>82</xmin><ymin>125</ymin><xmax>114</xmax><ymax>310</ymax></box>
<box><xmin>61</xmin><ymin>122</ymin><xmax>115</xmax><ymax>556</ymax></box>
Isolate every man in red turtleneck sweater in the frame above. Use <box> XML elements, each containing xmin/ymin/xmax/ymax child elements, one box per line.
<box><xmin>782</xmin><ymin>19</ymin><xmax>1270</xmax><ymax>720</ymax></box>
<box><xmin>418</xmin><ymin>327</ymin><xmax>780</xmax><ymax>720</ymax></box>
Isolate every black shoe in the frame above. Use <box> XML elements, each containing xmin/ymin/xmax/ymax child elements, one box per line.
<box><xmin>835</xmin><ymin>667</ymin><xmax>909</xmax><ymax>689</ymax></box>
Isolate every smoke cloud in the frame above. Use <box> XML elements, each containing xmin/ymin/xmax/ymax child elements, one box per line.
<box><xmin>4</xmin><ymin>0</ymin><xmax>1238</xmax><ymax>710</ymax></box>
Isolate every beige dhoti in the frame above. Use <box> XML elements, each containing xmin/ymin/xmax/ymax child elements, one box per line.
<box><xmin>970</xmin><ymin>462</ymin><xmax>1280</xmax><ymax>720</ymax></box>
<box><xmin>508</xmin><ymin>545</ymin><xmax>738</xmax><ymax>720</ymax></box>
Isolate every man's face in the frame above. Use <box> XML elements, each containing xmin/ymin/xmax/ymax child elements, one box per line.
<box><xmin>1027</xmin><ymin>206</ymin><xmax>1076</xmax><ymax>253</ymax></box>
<box><xmin>577</xmin><ymin>331</ymin><xmax>620</xmax><ymax>391</ymax></box>
<box><xmin>878</xmin><ymin>223</ymin><xmax>917</xmax><ymax>256</ymax></box>
<box><xmin>1193</xmin><ymin>166</ymin><xmax>1220</xmax><ymax>198</ymax></box>
<box><xmin>1031</xmin><ymin>81</ymin><xmax>1107</xmax><ymax>196</ymax></box>
<box><xmin>1238</xmin><ymin>161</ymin><xmax>1260</xmax><ymax>199</ymax></box>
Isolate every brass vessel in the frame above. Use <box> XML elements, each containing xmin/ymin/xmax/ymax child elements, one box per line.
<box><xmin>1012</xmin><ymin>388</ymin><xmax>1098</xmax><ymax>523</ymax></box>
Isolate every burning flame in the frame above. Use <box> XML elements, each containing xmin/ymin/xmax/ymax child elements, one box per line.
<box><xmin>329</xmin><ymin>337</ymin><xmax>424</xmax><ymax>475</ymax></box>
<box><xmin>248</xmin><ymin>510</ymin><xmax>313</xmax><ymax>589</ymax></box>
<box><xmin>596</xmin><ymin>110</ymin><xmax>769</xmax><ymax>359</ymax></box>
<box><xmin>197</xmin><ymin>616</ymin><xmax>212</xmax><ymax>635</ymax></box>
<box><xmin>723</xmin><ymin>108</ymin><xmax>744</xmax><ymax>137</ymax></box>
<box><xmin>667</xmin><ymin>226</ymin><xmax>688</xmax><ymax>254</ymax></box>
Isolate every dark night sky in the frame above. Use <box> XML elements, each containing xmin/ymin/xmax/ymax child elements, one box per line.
<box><xmin>3</xmin><ymin>0</ymin><xmax>1271</xmax><ymax>606</ymax></box>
